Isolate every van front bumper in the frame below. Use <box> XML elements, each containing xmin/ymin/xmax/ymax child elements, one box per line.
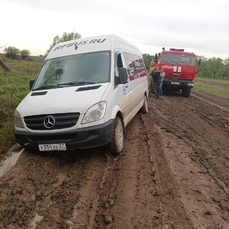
<box><xmin>15</xmin><ymin>119</ymin><xmax>114</xmax><ymax>151</ymax></box>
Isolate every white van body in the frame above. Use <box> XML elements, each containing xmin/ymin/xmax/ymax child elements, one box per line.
<box><xmin>15</xmin><ymin>34</ymin><xmax>148</xmax><ymax>154</ymax></box>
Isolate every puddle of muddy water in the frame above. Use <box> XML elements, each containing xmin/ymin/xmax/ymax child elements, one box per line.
<box><xmin>0</xmin><ymin>148</ymin><xmax>26</xmax><ymax>178</ymax></box>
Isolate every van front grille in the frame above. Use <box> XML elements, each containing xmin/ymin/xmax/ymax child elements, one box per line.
<box><xmin>24</xmin><ymin>113</ymin><xmax>80</xmax><ymax>130</ymax></box>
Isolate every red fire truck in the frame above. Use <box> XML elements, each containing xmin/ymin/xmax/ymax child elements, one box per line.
<box><xmin>151</xmin><ymin>48</ymin><xmax>198</xmax><ymax>97</ymax></box>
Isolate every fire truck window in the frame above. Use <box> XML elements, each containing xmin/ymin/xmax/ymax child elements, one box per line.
<box><xmin>162</xmin><ymin>53</ymin><xmax>195</xmax><ymax>66</ymax></box>
<box><xmin>181</xmin><ymin>57</ymin><xmax>189</xmax><ymax>62</ymax></box>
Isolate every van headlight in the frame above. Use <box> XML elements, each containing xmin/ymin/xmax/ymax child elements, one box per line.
<box><xmin>15</xmin><ymin>110</ymin><xmax>24</xmax><ymax>128</ymax></box>
<box><xmin>82</xmin><ymin>101</ymin><xmax>107</xmax><ymax>124</ymax></box>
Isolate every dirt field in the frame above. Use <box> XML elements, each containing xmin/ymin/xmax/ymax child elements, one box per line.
<box><xmin>0</xmin><ymin>89</ymin><xmax>229</xmax><ymax>229</ymax></box>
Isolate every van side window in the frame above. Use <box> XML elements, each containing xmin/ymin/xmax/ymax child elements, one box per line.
<box><xmin>114</xmin><ymin>51</ymin><xmax>123</xmax><ymax>86</ymax></box>
<box><xmin>123</xmin><ymin>52</ymin><xmax>146</xmax><ymax>81</ymax></box>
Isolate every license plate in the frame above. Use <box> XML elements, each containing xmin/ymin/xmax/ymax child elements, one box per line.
<box><xmin>171</xmin><ymin>82</ymin><xmax>180</xmax><ymax>85</ymax></box>
<box><xmin>38</xmin><ymin>143</ymin><xmax>66</xmax><ymax>151</ymax></box>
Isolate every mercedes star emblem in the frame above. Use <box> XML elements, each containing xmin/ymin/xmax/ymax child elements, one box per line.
<box><xmin>44</xmin><ymin>116</ymin><xmax>55</xmax><ymax>129</ymax></box>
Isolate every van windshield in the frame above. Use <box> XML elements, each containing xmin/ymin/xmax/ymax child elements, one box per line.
<box><xmin>161</xmin><ymin>53</ymin><xmax>195</xmax><ymax>66</ymax></box>
<box><xmin>33</xmin><ymin>51</ymin><xmax>110</xmax><ymax>90</ymax></box>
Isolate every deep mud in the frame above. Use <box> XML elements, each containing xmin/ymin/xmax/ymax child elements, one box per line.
<box><xmin>0</xmin><ymin>89</ymin><xmax>229</xmax><ymax>229</ymax></box>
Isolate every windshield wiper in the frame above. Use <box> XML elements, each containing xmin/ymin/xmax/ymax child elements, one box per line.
<box><xmin>78</xmin><ymin>81</ymin><xmax>96</xmax><ymax>85</ymax></box>
<box><xmin>57</xmin><ymin>81</ymin><xmax>96</xmax><ymax>86</ymax></box>
<box><xmin>33</xmin><ymin>82</ymin><xmax>97</xmax><ymax>90</ymax></box>
<box><xmin>170</xmin><ymin>61</ymin><xmax>192</xmax><ymax>67</ymax></box>
<box><xmin>170</xmin><ymin>60</ymin><xmax>181</xmax><ymax>65</ymax></box>
<box><xmin>33</xmin><ymin>85</ymin><xmax>62</xmax><ymax>91</ymax></box>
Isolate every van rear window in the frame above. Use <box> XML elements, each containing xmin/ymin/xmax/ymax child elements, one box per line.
<box><xmin>123</xmin><ymin>53</ymin><xmax>146</xmax><ymax>81</ymax></box>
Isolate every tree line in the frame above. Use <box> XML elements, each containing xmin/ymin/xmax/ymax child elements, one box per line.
<box><xmin>2</xmin><ymin>32</ymin><xmax>229</xmax><ymax>79</ymax></box>
<box><xmin>4</xmin><ymin>46</ymin><xmax>30</xmax><ymax>60</ymax></box>
<box><xmin>196</xmin><ymin>56</ymin><xmax>229</xmax><ymax>79</ymax></box>
<box><xmin>2</xmin><ymin>32</ymin><xmax>81</xmax><ymax>61</ymax></box>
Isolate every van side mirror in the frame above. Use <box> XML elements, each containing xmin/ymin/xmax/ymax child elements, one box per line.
<box><xmin>119</xmin><ymin>68</ymin><xmax>128</xmax><ymax>84</ymax></box>
<box><xmin>198</xmin><ymin>59</ymin><xmax>202</xmax><ymax>65</ymax></box>
<box><xmin>29</xmin><ymin>79</ymin><xmax>35</xmax><ymax>91</ymax></box>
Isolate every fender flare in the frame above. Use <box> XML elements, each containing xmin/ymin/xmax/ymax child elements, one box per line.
<box><xmin>111</xmin><ymin>104</ymin><xmax>122</xmax><ymax>120</ymax></box>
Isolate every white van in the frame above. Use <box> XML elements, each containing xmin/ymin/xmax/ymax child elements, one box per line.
<box><xmin>15</xmin><ymin>34</ymin><xmax>148</xmax><ymax>155</ymax></box>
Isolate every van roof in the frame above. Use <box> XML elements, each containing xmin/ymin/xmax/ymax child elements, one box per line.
<box><xmin>46</xmin><ymin>34</ymin><xmax>141</xmax><ymax>60</ymax></box>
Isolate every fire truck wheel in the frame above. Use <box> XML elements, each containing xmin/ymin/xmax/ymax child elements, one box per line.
<box><xmin>182</xmin><ymin>87</ymin><xmax>191</xmax><ymax>97</ymax></box>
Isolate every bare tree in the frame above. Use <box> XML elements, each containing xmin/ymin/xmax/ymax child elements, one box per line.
<box><xmin>0</xmin><ymin>44</ymin><xmax>11</xmax><ymax>71</ymax></box>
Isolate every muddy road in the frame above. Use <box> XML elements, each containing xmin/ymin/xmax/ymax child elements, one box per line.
<box><xmin>0</xmin><ymin>90</ymin><xmax>229</xmax><ymax>229</ymax></box>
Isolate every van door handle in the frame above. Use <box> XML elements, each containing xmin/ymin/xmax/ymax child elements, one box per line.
<box><xmin>125</xmin><ymin>85</ymin><xmax>128</xmax><ymax>88</ymax></box>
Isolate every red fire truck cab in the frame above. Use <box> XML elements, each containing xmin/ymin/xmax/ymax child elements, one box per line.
<box><xmin>152</xmin><ymin>48</ymin><xmax>197</xmax><ymax>97</ymax></box>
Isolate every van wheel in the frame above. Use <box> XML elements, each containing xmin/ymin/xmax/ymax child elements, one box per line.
<box><xmin>182</xmin><ymin>87</ymin><xmax>191</xmax><ymax>97</ymax></box>
<box><xmin>141</xmin><ymin>95</ymin><xmax>148</xmax><ymax>114</ymax></box>
<box><xmin>109</xmin><ymin>117</ymin><xmax>124</xmax><ymax>155</ymax></box>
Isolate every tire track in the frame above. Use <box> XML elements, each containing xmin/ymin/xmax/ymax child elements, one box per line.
<box><xmin>141</xmin><ymin>114</ymin><xmax>194</xmax><ymax>229</ymax></box>
<box><xmin>192</xmin><ymin>91</ymin><xmax>229</xmax><ymax>112</ymax></box>
<box><xmin>146</xmin><ymin>93</ymin><xmax>229</xmax><ymax>228</ymax></box>
<box><xmin>149</xmin><ymin>95</ymin><xmax>229</xmax><ymax>193</ymax></box>
<box><xmin>92</xmin><ymin>114</ymin><xmax>163</xmax><ymax>229</ymax></box>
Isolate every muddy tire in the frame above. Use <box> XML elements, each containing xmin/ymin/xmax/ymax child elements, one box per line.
<box><xmin>182</xmin><ymin>87</ymin><xmax>191</xmax><ymax>97</ymax></box>
<box><xmin>109</xmin><ymin>117</ymin><xmax>124</xmax><ymax>155</ymax></box>
<box><xmin>141</xmin><ymin>95</ymin><xmax>149</xmax><ymax>114</ymax></box>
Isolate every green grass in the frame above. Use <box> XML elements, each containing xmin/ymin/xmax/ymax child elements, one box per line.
<box><xmin>194</xmin><ymin>82</ymin><xmax>229</xmax><ymax>100</ymax></box>
<box><xmin>0</xmin><ymin>58</ymin><xmax>42</xmax><ymax>154</ymax></box>
<box><xmin>196</xmin><ymin>76</ymin><xmax>229</xmax><ymax>84</ymax></box>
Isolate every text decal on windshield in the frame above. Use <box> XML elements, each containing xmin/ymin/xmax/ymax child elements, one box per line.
<box><xmin>53</xmin><ymin>38</ymin><xmax>107</xmax><ymax>52</ymax></box>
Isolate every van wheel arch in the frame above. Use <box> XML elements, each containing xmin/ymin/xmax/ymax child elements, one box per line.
<box><xmin>109</xmin><ymin>114</ymin><xmax>125</xmax><ymax>155</ymax></box>
<box><xmin>141</xmin><ymin>94</ymin><xmax>149</xmax><ymax>114</ymax></box>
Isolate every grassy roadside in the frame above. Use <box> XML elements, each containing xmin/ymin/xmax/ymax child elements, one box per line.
<box><xmin>193</xmin><ymin>84</ymin><xmax>229</xmax><ymax>100</ymax></box>
<box><xmin>0</xmin><ymin>57</ymin><xmax>42</xmax><ymax>154</ymax></box>
<box><xmin>196</xmin><ymin>76</ymin><xmax>229</xmax><ymax>84</ymax></box>
<box><xmin>194</xmin><ymin>77</ymin><xmax>229</xmax><ymax>100</ymax></box>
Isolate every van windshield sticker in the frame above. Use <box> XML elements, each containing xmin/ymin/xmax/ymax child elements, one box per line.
<box><xmin>53</xmin><ymin>38</ymin><xmax>107</xmax><ymax>52</ymax></box>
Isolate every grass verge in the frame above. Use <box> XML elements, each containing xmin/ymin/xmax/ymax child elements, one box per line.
<box><xmin>196</xmin><ymin>76</ymin><xmax>229</xmax><ymax>84</ymax></box>
<box><xmin>0</xmin><ymin>58</ymin><xmax>42</xmax><ymax>154</ymax></box>
<box><xmin>194</xmin><ymin>81</ymin><xmax>229</xmax><ymax>100</ymax></box>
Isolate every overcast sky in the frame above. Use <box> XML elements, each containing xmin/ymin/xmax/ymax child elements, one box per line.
<box><xmin>0</xmin><ymin>0</ymin><xmax>229</xmax><ymax>59</ymax></box>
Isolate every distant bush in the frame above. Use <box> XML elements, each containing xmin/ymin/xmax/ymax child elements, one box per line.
<box><xmin>4</xmin><ymin>46</ymin><xmax>20</xmax><ymax>59</ymax></box>
<box><xmin>20</xmin><ymin>49</ymin><xmax>30</xmax><ymax>60</ymax></box>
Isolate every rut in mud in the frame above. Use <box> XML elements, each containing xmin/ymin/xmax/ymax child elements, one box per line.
<box><xmin>0</xmin><ymin>90</ymin><xmax>229</xmax><ymax>229</ymax></box>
